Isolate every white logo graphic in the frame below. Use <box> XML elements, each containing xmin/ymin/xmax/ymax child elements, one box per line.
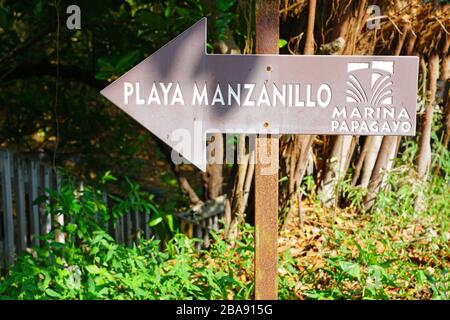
<box><xmin>346</xmin><ymin>61</ymin><xmax>394</xmax><ymax>105</ymax></box>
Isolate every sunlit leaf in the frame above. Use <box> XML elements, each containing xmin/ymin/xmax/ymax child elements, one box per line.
<box><xmin>149</xmin><ymin>216</ymin><xmax>163</xmax><ymax>227</ymax></box>
<box><xmin>279</xmin><ymin>39</ymin><xmax>288</xmax><ymax>48</ymax></box>
<box><xmin>116</xmin><ymin>50</ymin><xmax>140</xmax><ymax>73</ymax></box>
<box><xmin>85</xmin><ymin>265</ymin><xmax>100</xmax><ymax>274</ymax></box>
<box><xmin>217</xmin><ymin>0</ymin><xmax>236</xmax><ymax>12</ymax></box>
<box><xmin>339</xmin><ymin>261</ymin><xmax>360</xmax><ymax>279</ymax></box>
<box><xmin>45</xmin><ymin>288</ymin><xmax>60</xmax><ymax>298</ymax></box>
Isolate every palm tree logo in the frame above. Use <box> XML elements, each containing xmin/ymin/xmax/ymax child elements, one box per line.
<box><xmin>346</xmin><ymin>61</ymin><xmax>394</xmax><ymax>105</ymax></box>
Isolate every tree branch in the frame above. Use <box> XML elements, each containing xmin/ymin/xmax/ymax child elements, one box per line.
<box><xmin>0</xmin><ymin>24</ymin><xmax>55</xmax><ymax>66</ymax></box>
<box><xmin>2</xmin><ymin>62</ymin><xmax>107</xmax><ymax>90</ymax></box>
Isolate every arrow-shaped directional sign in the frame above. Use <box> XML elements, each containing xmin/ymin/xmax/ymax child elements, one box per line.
<box><xmin>101</xmin><ymin>18</ymin><xmax>418</xmax><ymax>171</ymax></box>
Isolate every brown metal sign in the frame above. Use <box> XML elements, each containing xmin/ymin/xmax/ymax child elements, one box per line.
<box><xmin>100</xmin><ymin>18</ymin><xmax>419</xmax><ymax>171</ymax></box>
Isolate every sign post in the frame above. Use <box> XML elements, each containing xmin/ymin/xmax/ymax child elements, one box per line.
<box><xmin>100</xmin><ymin>14</ymin><xmax>418</xmax><ymax>300</ymax></box>
<box><xmin>254</xmin><ymin>0</ymin><xmax>280</xmax><ymax>300</ymax></box>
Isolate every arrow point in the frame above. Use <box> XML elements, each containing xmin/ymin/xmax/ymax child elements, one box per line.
<box><xmin>196</xmin><ymin>161</ymin><xmax>207</xmax><ymax>173</ymax></box>
<box><xmin>99</xmin><ymin>18</ymin><xmax>210</xmax><ymax>173</ymax></box>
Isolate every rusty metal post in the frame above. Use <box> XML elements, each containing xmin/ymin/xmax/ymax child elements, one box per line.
<box><xmin>255</xmin><ymin>0</ymin><xmax>279</xmax><ymax>300</ymax></box>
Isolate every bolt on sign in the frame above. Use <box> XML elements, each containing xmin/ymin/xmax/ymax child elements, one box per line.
<box><xmin>100</xmin><ymin>18</ymin><xmax>419</xmax><ymax>171</ymax></box>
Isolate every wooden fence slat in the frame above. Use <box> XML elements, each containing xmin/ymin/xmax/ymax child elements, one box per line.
<box><xmin>134</xmin><ymin>211</ymin><xmax>141</xmax><ymax>245</ymax></box>
<box><xmin>144</xmin><ymin>212</ymin><xmax>151</xmax><ymax>240</ymax></box>
<box><xmin>29</xmin><ymin>160</ymin><xmax>40</xmax><ymax>247</ymax></box>
<box><xmin>115</xmin><ymin>215</ymin><xmax>125</xmax><ymax>244</ymax></box>
<box><xmin>101</xmin><ymin>191</ymin><xmax>109</xmax><ymax>230</ymax></box>
<box><xmin>94</xmin><ymin>209</ymin><xmax>99</xmax><ymax>222</ymax></box>
<box><xmin>42</xmin><ymin>166</ymin><xmax>52</xmax><ymax>235</ymax></box>
<box><xmin>122</xmin><ymin>215</ymin><xmax>126</xmax><ymax>244</ymax></box>
<box><xmin>93</xmin><ymin>189</ymin><xmax>99</xmax><ymax>222</ymax></box>
<box><xmin>122</xmin><ymin>215</ymin><xmax>126</xmax><ymax>245</ymax></box>
<box><xmin>213</xmin><ymin>215</ymin><xmax>218</xmax><ymax>231</ymax></box>
<box><xmin>126</xmin><ymin>212</ymin><xmax>132</xmax><ymax>247</ymax></box>
<box><xmin>1</xmin><ymin>151</ymin><xmax>15</xmax><ymax>265</ymax></box>
<box><xmin>203</xmin><ymin>219</ymin><xmax>210</xmax><ymax>248</ymax></box>
<box><xmin>195</xmin><ymin>223</ymin><xmax>202</xmax><ymax>252</ymax></box>
<box><xmin>54</xmin><ymin>173</ymin><xmax>65</xmax><ymax>243</ymax></box>
<box><xmin>119</xmin><ymin>216</ymin><xmax>123</xmax><ymax>244</ymax></box>
<box><xmin>114</xmin><ymin>217</ymin><xmax>120</xmax><ymax>243</ymax></box>
<box><xmin>15</xmin><ymin>157</ymin><xmax>28</xmax><ymax>251</ymax></box>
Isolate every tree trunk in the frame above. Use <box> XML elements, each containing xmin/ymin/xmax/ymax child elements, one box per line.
<box><xmin>361</xmin><ymin>22</ymin><xmax>413</xmax><ymax>210</ymax></box>
<box><xmin>203</xmin><ymin>133</ymin><xmax>224</xmax><ymax>200</ymax></box>
<box><xmin>318</xmin><ymin>0</ymin><xmax>367</xmax><ymax>207</ymax></box>
<box><xmin>352</xmin><ymin>136</ymin><xmax>383</xmax><ymax>188</ymax></box>
<box><xmin>319</xmin><ymin>135</ymin><xmax>356</xmax><ymax>207</ymax></box>
<box><xmin>363</xmin><ymin>135</ymin><xmax>399</xmax><ymax>209</ymax></box>
<box><xmin>282</xmin><ymin>0</ymin><xmax>316</xmax><ymax>228</ymax></box>
<box><xmin>440</xmin><ymin>36</ymin><xmax>450</xmax><ymax>150</ymax></box>
<box><xmin>417</xmin><ymin>54</ymin><xmax>440</xmax><ymax>179</ymax></box>
<box><xmin>213</xmin><ymin>32</ymin><xmax>254</xmax><ymax>240</ymax></box>
<box><xmin>282</xmin><ymin>135</ymin><xmax>314</xmax><ymax>229</ymax></box>
<box><xmin>227</xmin><ymin>135</ymin><xmax>255</xmax><ymax>240</ymax></box>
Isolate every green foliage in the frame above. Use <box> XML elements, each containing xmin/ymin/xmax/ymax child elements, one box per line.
<box><xmin>1</xmin><ymin>164</ymin><xmax>448</xmax><ymax>300</ymax></box>
<box><xmin>0</xmin><ymin>174</ymin><xmax>254</xmax><ymax>300</ymax></box>
<box><xmin>0</xmin><ymin>219</ymin><xmax>255</xmax><ymax>299</ymax></box>
<box><xmin>302</xmin><ymin>181</ymin><xmax>447</xmax><ymax>299</ymax></box>
<box><xmin>275</xmin><ymin>133</ymin><xmax>450</xmax><ymax>300</ymax></box>
<box><xmin>49</xmin><ymin>172</ymin><xmax>174</xmax><ymax>238</ymax></box>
